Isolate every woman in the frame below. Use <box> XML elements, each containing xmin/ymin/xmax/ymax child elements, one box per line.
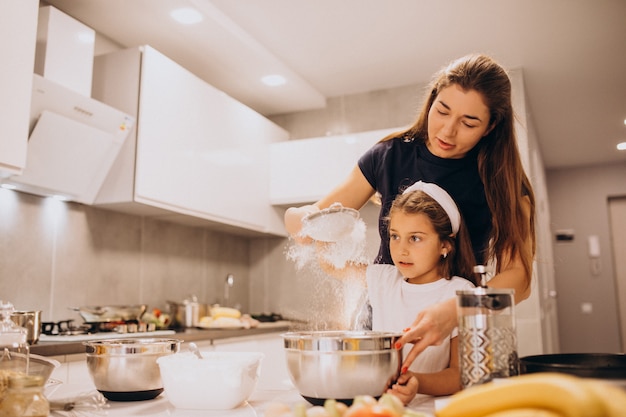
<box><xmin>284</xmin><ymin>53</ymin><xmax>536</xmax><ymax>371</ymax></box>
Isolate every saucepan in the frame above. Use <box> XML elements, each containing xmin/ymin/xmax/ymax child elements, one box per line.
<box><xmin>11</xmin><ymin>310</ymin><xmax>42</xmax><ymax>344</ymax></box>
<box><xmin>166</xmin><ymin>297</ymin><xmax>210</xmax><ymax>328</ymax></box>
<box><xmin>71</xmin><ymin>304</ymin><xmax>147</xmax><ymax>323</ymax></box>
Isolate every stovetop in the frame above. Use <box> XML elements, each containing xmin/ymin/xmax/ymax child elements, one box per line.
<box><xmin>39</xmin><ymin>329</ymin><xmax>176</xmax><ymax>342</ymax></box>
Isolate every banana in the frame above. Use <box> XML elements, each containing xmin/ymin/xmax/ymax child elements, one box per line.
<box><xmin>211</xmin><ymin>306</ymin><xmax>241</xmax><ymax>319</ymax></box>
<box><xmin>582</xmin><ymin>379</ymin><xmax>626</xmax><ymax>417</ymax></box>
<box><xmin>436</xmin><ymin>373</ymin><xmax>605</xmax><ymax>417</ymax></box>
<box><xmin>482</xmin><ymin>409</ymin><xmax>563</xmax><ymax>417</ymax></box>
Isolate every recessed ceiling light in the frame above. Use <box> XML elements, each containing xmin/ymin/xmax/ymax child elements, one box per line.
<box><xmin>261</xmin><ymin>75</ymin><xmax>287</xmax><ymax>87</ymax></box>
<box><xmin>617</xmin><ymin>142</ymin><xmax>626</xmax><ymax>151</ymax></box>
<box><xmin>170</xmin><ymin>7</ymin><xmax>203</xmax><ymax>25</ymax></box>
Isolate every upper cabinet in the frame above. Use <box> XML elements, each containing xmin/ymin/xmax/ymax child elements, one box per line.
<box><xmin>92</xmin><ymin>46</ymin><xmax>290</xmax><ymax>236</ymax></box>
<box><xmin>269</xmin><ymin>128</ymin><xmax>401</xmax><ymax>206</ymax></box>
<box><xmin>0</xmin><ymin>0</ymin><xmax>38</xmax><ymax>177</ymax></box>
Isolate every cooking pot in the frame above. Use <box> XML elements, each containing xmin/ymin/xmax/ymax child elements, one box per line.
<box><xmin>520</xmin><ymin>353</ymin><xmax>626</xmax><ymax>379</ymax></box>
<box><xmin>72</xmin><ymin>304</ymin><xmax>147</xmax><ymax>323</ymax></box>
<box><xmin>11</xmin><ymin>310</ymin><xmax>42</xmax><ymax>344</ymax></box>
<box><xmin>166</xmin><ymin>297</ymin><xmax>209</xmax><ymax>328</ymax></box>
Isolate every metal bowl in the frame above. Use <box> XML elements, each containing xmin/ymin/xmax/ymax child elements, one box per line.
<box><xmin>282</xmin><ymin>331</ymin><xmax>402</xmax><ymax>405</ymax></box>
<box><xmin>84</xmin><ymin>338</ymin><xmax>181</xmax><ymax>401</ymax></box>
<box><xmin>0</xmin><ymin>352</ymin><xmax>60</xmax><ymax>381</ymax></box>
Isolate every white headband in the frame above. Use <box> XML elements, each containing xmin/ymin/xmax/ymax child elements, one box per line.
<box><xmin>402</xmin><ymin>181</ymin><xmax>461</xmax><ymax>235</ymax></box>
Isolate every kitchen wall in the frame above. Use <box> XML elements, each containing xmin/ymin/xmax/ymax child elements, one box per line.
<box><xmin>0</xmin><ymin>188</ymin><xmax>251</xmax><ymax>322</ymax></box>
<box><xmin>546</xmin><ymin>162</ymin><xmax>626</xmax><ymax>353</ymax></box>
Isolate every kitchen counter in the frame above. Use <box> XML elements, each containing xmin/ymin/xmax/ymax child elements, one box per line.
<box><xmin>48</xmin><ymin>383</ymin><xmax>438</xmax><ymax>417</ymax></box>
<box><xmin>42</xmin><ymin>326</ymin><xmax>439</xmax><ymax>416</ymax></box>
<box><xmin>31</xmin><ymin>321</ymin><xmax>292</xmax><ymax>357</ymax></box>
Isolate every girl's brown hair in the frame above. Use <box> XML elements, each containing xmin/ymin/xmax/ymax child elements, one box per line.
<box><xmin>387</xmin><ymin>190</ymin><xmax>477</xmax><ymax>283</ymax></box>
<box><xmin>382</xmin><ymin>54</ymin><xmax>536</xmax><ymax>288</ymax></box>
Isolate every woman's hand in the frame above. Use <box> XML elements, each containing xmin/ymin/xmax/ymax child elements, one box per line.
<box><xmin>284</xmin><ymin>205</ymin><xmax>319</xmax><ymax>242</ymax></box>
<box><xmin>386</xmin><ymin>372</ymin><xmax>418</xmax><ymax>405</ymax></box>
<box><xmin>395</xmin><ymin>298</ymin><xmax>457</xmax><ymax>372</ymax></box>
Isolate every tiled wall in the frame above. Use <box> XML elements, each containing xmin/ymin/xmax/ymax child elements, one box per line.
<box><xmin>270</xmin><ymin>83</ymin><xmax>421</xmax><ymax>139</ymax></box>
<box><xmin>0</xmin><ymin>189</ymin><xmax>250</xmax><ymax>323</ymax></box>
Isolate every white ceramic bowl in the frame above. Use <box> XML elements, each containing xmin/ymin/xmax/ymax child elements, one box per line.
<box><xmin>157</xmin><ymin>351</ymin><xmax>263</xmax><ymax>410</ymax></box>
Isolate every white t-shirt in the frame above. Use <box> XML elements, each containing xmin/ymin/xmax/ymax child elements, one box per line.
<box><xmin>366</xmin><ymin>264</ymin><xmax>475</xmax><ymax>373</ymax></box>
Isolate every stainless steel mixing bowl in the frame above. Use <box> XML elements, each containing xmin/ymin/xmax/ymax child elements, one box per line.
<box><xmin>282</xmin><ymin>331</ymin><xmax>402</xmax><ymax>405</ymax></box>
<box><xmin>84</xmin><ymin>338</ymin><xmax>181</xmax><ymax>401</ymax></box>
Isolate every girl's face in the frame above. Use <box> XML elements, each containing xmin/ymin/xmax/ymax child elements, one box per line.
<box><xmin>389</xmin><ymin>211</ymin><xmax>450</xmax><ymax>284</ymax></box>
<box><xmin>427</xmin><ymin>84</ymin><xmax>493</xmax><ymax>159</ymax></box>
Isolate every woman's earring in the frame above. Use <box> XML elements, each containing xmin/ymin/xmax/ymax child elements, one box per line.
<box><xmin>442</xmin><ymin>252</ymin><xmax>448</xmax><ymax>259</ymax></box>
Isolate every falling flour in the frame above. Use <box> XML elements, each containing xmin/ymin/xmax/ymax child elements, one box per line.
<box><xmin>287</xmin><ymin>213</ymin><xmax>368</xmax><ymax>270</ymax></box>
<box><xmin>285</xmin><ymin>210</ymin><xmax>371</xmax><ymax>330</ymax></box>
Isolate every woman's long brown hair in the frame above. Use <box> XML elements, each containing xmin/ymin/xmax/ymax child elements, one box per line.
<box><xmin>381</xmin><ymin>54</ymin><xmax>536</xmax><ymax>289</ymax></box>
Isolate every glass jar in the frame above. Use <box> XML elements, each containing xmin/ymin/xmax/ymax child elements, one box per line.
<box><xmin>0</xmin><ymin>301</ymin><xmax>30</xmax><ymax>402</ymax></box>
<box><xmin>0</xmin><ymin>374</ymin><xmax>49</xmax><ymax>417</ymax></box>
<box><xmin>456</xmin><ymin>286</ymin><xmax>519</xmax><ymax>388</ymax></box>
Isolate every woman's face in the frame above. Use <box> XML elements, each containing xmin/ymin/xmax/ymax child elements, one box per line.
<box><xmin>427</xmin><ymin>84</ymin><xmax>493</xmax><ymax>159</ymax></box>
<box><xmin>389</xmin><ymin>211</ymin><xmax>449</xmax><ymax>284</ymax></box>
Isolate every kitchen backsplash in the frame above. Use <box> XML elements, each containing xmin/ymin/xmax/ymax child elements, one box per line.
<box><xmin>0</xmin><ymin>189</ymin><xmax>250</xmax><ymax>323</ymax></box>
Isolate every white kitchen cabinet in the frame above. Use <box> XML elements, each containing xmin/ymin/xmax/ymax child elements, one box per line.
<box><xmin>0</xmin><ymin>0</ymin><xmax>38</xmax><ymax>177</ymax></box>
<box><xmin>92</xmin><ymin>46</ymin><xmax>289</xmax><ymax>236</ymax></box>
<box><xmin>269</xmin><ymin>128</ymin><xmax>401</xmax><ymax>206</ymax></box>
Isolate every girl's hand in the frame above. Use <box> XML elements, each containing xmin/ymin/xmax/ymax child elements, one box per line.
<box><xmin>386</xmin><ymin>372</ymin><xmax>418</xmax><ymax>405</ymax></box>
<box><xmin>395</xmin><ymin>298</ymin><xmax>457</xmax><ymax>371</ymax></box>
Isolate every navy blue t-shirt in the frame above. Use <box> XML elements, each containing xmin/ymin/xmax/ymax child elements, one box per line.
<box><xmin>358</xmin><ymin>136</ymin><xmax>491</xmax><ymax>265</ymax></box>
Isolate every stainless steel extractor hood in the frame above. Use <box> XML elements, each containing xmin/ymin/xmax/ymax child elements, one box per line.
<box><xmin>3</xmin><ymin>74</ymin><xmax>134</xmax><ymax>204</ymax></box>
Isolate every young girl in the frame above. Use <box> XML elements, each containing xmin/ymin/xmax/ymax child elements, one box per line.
<box><xmin>318</xmin><ymin>181</ymin><xmax>476</xmax><ymax>404</ymax></box>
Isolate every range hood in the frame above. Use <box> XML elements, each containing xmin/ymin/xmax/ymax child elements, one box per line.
<box><xmin>4</xmin><ymin>74</ymin><xmax>134</xmax><ymax>204</ymax></box>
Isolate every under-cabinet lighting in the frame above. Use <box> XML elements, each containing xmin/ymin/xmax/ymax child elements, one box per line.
<box><xmin>261</xmin><ymin>74</ymin><xmax>287</xmax><ymax>87</ymax></box>
<box><xmin>0</xmin><ymin>183</ymin><xmax>17</xmax><ymax>190</ymax></box>
<box><xmin>170</xmin><ymin>7</ymin><xmax>203</xmax><ymax>25</ymax></box>
<box><xmin>617</xmin><ymin>142</ymin><xmax>626</xmax><ymax>151</ymax></box>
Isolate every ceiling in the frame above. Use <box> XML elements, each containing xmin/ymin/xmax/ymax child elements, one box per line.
<box><xmin>44</xmin><ymin>0</ymin><xmax>626</xmax><ymax>169</ymax></box>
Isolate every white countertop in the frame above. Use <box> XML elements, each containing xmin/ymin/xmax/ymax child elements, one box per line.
<box><xmin>47</xmin><ymin>384</ymin><xmax>437</xmax><ymax>417</ymax></box>
<box><xmin>45</xmin><ymin>330</ymin><xmax>438</xmax><ymax>416</ymax></box>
